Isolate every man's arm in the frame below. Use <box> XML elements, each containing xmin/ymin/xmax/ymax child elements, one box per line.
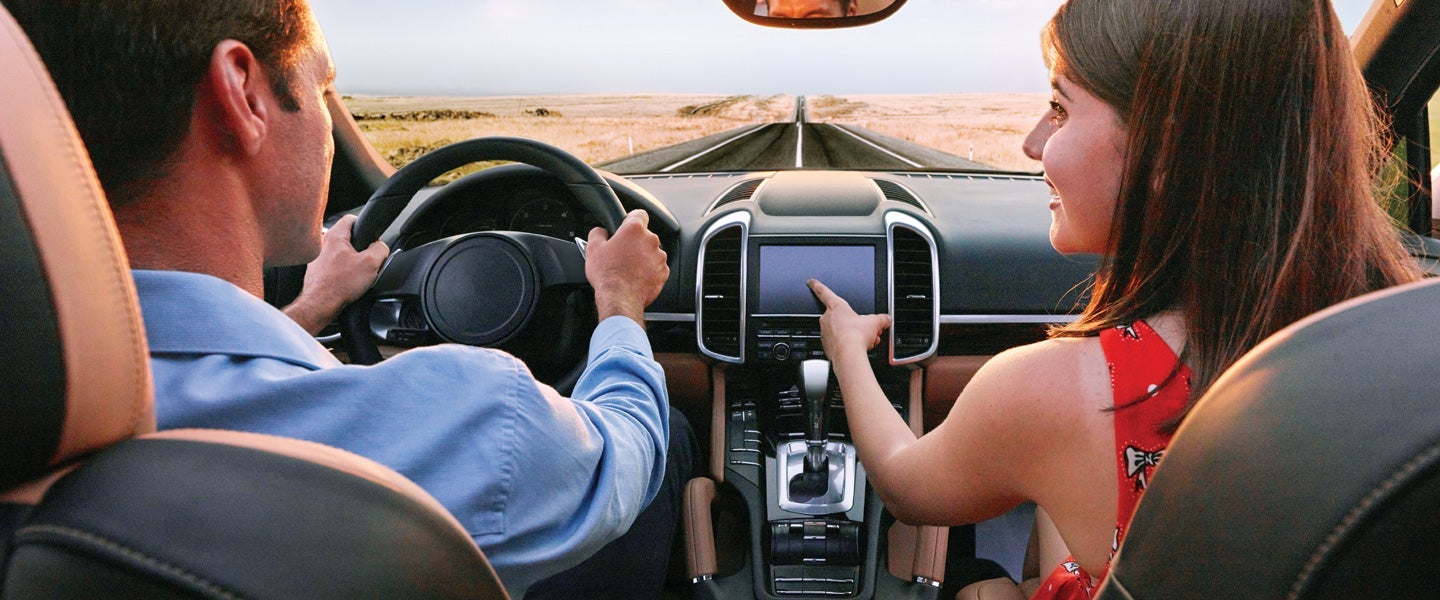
<box><xmin>474</xmin><ymin>212</ymin><xmax>672</xmax><ymax>593</ymax></box>
<box><xmin>282</xmin><ymin>214</ymin><xmax>389</xmax><ymax>335</ymax></box>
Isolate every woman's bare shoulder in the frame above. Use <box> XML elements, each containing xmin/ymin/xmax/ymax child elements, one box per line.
<box><xmin>963</xmin><ymin>335</ymin><xmax>1111</xmax><ymax>416</ymax></box>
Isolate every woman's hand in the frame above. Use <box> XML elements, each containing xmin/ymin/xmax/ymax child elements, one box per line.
<box><xmin>808</xmin><ymin>278</ymin><xmax>892</xmax><ymax>363</ymax></box>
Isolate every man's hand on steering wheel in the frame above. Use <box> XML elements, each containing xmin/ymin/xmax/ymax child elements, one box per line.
<box><xmin>585</xmin><ymin>209</ymin><xmax>669</xmax><ymax>328</ymax></box>
<box><xmin>284</xmin><ymin>214</ymin><xmax>390</xmax><ymax>335</ymax></box>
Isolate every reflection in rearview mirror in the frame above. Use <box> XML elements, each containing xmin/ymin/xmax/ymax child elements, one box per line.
<box><xmin>724</xmin><ymin>0</ymin><xmax>905</xmax><ymax>28</ymax></box>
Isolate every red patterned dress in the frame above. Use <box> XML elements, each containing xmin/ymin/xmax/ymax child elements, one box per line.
<box><xmin>1030</xmin><ymin>321</ymin><xmax>1191</xmax><ymax>600</ymax></box>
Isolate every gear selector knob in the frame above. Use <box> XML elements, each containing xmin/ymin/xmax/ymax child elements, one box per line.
<box><xmin>799</xmin><ymin>359</ymin><xmax>831</xmax><ymax>473</ymax></box>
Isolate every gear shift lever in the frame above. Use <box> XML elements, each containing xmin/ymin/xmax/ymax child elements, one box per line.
<box><xmin>800</xmin><ymin>359</ymin><xmax>831</xmax><ymax>472</ymax></box>
<box><xmin>790</xmin><ymin>359</ymin><xmax>832</xmax><ymax>502</ymax></box>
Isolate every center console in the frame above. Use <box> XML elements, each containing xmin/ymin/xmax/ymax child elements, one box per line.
<box><xmin>689</xmin><ymin>210</ymin><xmax>944</xmax><ymax>599</ymax></box>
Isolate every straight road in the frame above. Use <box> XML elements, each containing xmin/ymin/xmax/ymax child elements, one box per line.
<box><xmin>598</xmin><ymin>96</ymin><xmax>993</xmax><ymax>174</ymax></box>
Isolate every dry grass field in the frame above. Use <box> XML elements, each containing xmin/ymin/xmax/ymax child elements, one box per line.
<box><xmin>342</xmin><ymin>93</ymin><xmax>1046</xmax><ymax>176</ymax></box>
<box><xmin>807</xmin><ymin>93</ymin><xmax>1048</xmax><ymax>171</ymax></box>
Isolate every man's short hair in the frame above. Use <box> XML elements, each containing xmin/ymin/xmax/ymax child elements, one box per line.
<box><xmin>6</xmin><ymin>0</ymin><xmax>316</xmax><ymax>206</ymax></box>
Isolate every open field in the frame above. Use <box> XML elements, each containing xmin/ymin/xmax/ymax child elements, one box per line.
<box><xmin>806</xmin><ymin>94</ymin><xmax>1047</xmax><ymax>171</ymax></box>
<box><xmin>342</xmin><ymin>93</ymin><xmax>1047</xmax><ymax>176</ymax></box>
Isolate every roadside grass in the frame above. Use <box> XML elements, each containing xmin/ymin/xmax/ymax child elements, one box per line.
<box><xmin>806</xmin><ymin>93</ymin><xmax>1047</xmax><ymax>172</ymax></box>
<box><xmin>342</xmin><ymin>93</ymin><xmax>1048</xmax><ymax>176</ymax></box>
<box><xmin>345</xmin><ymin>94</ymin><xmax>791</xmax><ymax>182</ymax></box>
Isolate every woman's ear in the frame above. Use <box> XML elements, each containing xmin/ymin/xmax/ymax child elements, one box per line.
<box><xmin>197</xmin><ymin>40</ymin><xmax>269</xmax><ymax>156</ymax></box>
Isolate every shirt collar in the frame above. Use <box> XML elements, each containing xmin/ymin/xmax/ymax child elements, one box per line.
<box><xmin>132</xmin><ymin>270</ymin><xmax>338</xmax><ymax>370</ymax></box>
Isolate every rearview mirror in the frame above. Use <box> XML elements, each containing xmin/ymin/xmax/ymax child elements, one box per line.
<box><xmin>723</xmin><ymin>0</ymin><xmax>907</xmax><ymax>28</ymax></box>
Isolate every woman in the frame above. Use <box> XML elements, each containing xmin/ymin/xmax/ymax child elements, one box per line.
<box><xmin>809</xmin><ymin>0</ymin><xmax>1422</xmax><ymax>597</ymax></box>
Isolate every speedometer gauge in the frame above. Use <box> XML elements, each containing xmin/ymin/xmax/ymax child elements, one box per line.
<box><xmin>509</xmin><ymin>197</ymin><xmax>576</xmax><ymax>239</ymax></box>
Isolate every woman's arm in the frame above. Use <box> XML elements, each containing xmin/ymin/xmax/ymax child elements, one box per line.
<box><xmin>809</xmin><ymin>279</ymin><xmax>1100</xmax><ymax>526</ymax></box>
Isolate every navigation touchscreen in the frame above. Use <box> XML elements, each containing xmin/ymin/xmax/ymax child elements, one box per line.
<box><xmin>757</xmin><ymin>245</ymin><xmax>875</xmax><ymax>316</ymax></box>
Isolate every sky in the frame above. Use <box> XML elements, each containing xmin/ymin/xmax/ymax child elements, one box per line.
<box><xmin>308</xmin><ymin>0</ymin><xmax>1380</xmax><ymax>96</ymax></box>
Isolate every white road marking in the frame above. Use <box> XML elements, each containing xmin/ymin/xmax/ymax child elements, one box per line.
<box><xmin>660</xmin><ymin>124</ymin><xmax>768</xmax><ymax>172</ymax></box>
<box><xmin>829</xmin><ymin>124</ymin><xmax>924</xmax><ymax>168</ymax></box>
<box><xmin>796</xmin><ymin>122</ymin><xmax>804</xmax><ymax>168</ymax></box>
<box><xmin>795</xmin><ymin>96</ymin><xmax>805</xmax><ymax>167</ymax></box>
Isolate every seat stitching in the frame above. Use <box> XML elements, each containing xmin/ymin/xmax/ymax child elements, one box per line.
<box><xmin>16</xmin><ymin>524</ymin><xmax>244</xmax><ymax>600</ymax></box>
<box><xmin>1287</xmin><ymin>443</ymin><xmax>1440</xmax><ymax>599</ymax></box>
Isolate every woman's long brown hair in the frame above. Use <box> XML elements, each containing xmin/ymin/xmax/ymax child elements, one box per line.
<box><xmin>1044</xmin><ymin>0</ymin><xmax>1422</xmax><ymax>425</ymax></box>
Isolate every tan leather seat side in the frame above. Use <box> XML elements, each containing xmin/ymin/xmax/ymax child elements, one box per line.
<box><xmin>0</xmin><ymin>6</ymin><xmax>153</xmax><ymax>463</ymax></box>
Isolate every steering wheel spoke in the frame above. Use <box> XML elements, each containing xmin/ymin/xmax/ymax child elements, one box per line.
<box><xmin>338</xmin><ymin>137</ymin><xmax>626</xmax><ymax>395</ymax></box>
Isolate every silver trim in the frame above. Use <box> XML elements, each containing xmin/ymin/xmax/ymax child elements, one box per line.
<box><xmin>369</xmin><ymin>298</ymin><xmax>405</xmax><ymax>342</ymax></box>
<box><xmin>695</xmin><ymin>211</ymin><xmax>751</xmax><ymax>363</ymax></box>
<box><xmin>886</xmin><ymin>212</ymin><xmax>940</xmax><ymax>365</ymax></box>
<box><xmin>691</xmin><ymin>575</ymin><xmax>714</xmax><ymax>584</ymax></box>
<box><xmin>643</xmin><ymin>312</ymin><xmax>695</xmax><ymax>322</ymax></box>
<box><xmin>775</xmin><ymin>440</ymin><xmax>857</xmax><ymax>515</ymax></box>
<box><xmin>913</xmin><ymin>577</ymin><xmax>942</xmax><ymax>588</ymax></box>
<box><xmin>939</xmin><ymin>314</ymin><xmax>1080</xmax><ymax>324</ymax></box>
<box><xmin>315</xmin><ymin>332</ymin><xmax>342</xmax><ymax>345</ymax></box>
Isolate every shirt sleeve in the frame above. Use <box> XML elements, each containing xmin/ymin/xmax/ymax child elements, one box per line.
<box><xmin>481</xmin><ymin>315</ymin><xmax>670</xmax><ymax>594</ymax></box>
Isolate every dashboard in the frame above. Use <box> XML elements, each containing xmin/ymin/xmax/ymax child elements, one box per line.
<box><xmin>377</xmin><ymin>165</ymin><xmax>1100</xmax><ymax>374</ymax></box>
<box><xmin>393</xmin><ymin>174</ymin><xmax>603</xmax><ymax>250</ymax></box>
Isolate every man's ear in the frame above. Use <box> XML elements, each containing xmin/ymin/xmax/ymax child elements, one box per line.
<box><xmin>199</xmin><ymin>40</ymin><xmax>269</xmax><ymax>156</ymax></box>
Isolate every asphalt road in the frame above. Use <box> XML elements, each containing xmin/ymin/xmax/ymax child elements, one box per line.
<box><xmin>598</xmin><ymin>96</ymin><xmax>994</xmax><ymax>174</ymax></box>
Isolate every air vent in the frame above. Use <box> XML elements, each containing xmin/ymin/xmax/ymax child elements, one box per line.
<box><xmin>697</xmin><ymin>213</ymin><xmax>749</xmax><ymax>362</ymax></box>
<box><xmin>708</xmin><ymin>178</ymin><xmax>765</xmax><ymax>213</ymax></box>
<box><xmin>888</xmin><ymin>214</ymin><xmax>938</xmax><ymax>363</ymax></box>
<box><xmin>873</xmin><ymin>179</ymin><xmax>930</xmax><ymax>215</ymax></box>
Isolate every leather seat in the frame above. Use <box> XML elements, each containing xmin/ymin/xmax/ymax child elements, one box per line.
<box><xmin>1095</xmin><ymin>276</ymin><xmax>1440</xmax><ymax>598</ymax></box>
<box><xmin>0</xmin><ymin>5</ymin><xmax>507</xmax><ymax>598</ymax></box>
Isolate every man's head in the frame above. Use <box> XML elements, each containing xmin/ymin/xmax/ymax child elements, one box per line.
<box><xmin>7</xmin><ymin>0</ymin><xmax>321</xmax><ymax>207</ymax></box>
<box><xmin>769</xmin><ymin>0</ymin><xmax>856</xmax><ymax>18</ymax></box>
<box><xmin>9</xmin><ymin>0</ymin><xmax>337</xmax><ymax>268</ymax></box>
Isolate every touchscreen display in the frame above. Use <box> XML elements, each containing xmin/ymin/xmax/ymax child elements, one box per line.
<box><xmin>757</xmin><ymin>245</ymin><xmax>875</xmax><ymax>315</ymax></box>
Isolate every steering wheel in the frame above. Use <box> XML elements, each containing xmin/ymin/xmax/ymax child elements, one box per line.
<box><xmin>338</xmin><ymin>137</ymin><xmax>627</xmax><ymax>392</ymax></box>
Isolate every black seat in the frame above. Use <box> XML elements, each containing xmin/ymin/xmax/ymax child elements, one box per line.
<box><xmin>0</xmin><ymin>4</ymin><xmax>507</xmax><ymax>598</ymax></box>
<box><xmin>1096</xmin><ymin>276</ymin><xmax>1440</xmax><ymax>598</ymax></box>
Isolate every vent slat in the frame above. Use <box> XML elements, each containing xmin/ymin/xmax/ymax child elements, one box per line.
<box><xmin>699</xmin><ymin>225</ymin><xmax>744</xmax><ymax>359</ymax></box>
<box><xmin>890</xmin><ymin>226</ymin><xmax>936</xmax><ymax>361</ymax></box>
<box><xmin>709</xmin><ymin>179</ymin><xmax>764</xmax><ymax>213</ymax></box>
<box><xmin>873</xmin><ymin>179</ymin><xmax>930</xmax><ymax>215</ymax></box>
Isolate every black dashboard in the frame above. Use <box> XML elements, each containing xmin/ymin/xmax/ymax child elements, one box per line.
<box><xmin>379</xmin><ymin>165</ymin><xmax>1098</xmax><ymax>361</ymax></box>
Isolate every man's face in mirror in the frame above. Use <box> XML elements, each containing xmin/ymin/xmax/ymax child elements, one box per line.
<box><xmin>769</xmin><ymin>0</ymin><xmax>857</xmax><ymax>18</ymax></box>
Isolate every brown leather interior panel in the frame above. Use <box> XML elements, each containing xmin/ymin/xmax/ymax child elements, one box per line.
<box><xmin>708</xmin><ymin>366</ymin><xmax>728</xmax><ymax>480</ymax></box>
<box><xmin>911</xmin><ymin>522</ymin><xmax>948</xmax><ymax>583</ymax></box>
<box><xmin>921</xmin><ymin>355</ymin><xmax>992</xmax><ymax>432</ymax></box>
<box><xmin>684</xmin><ymin>476</ymin><xmax>719</xmax><ymax>579</ymax></box>
<box><xmin>887</xmin><ymin>522</ymin><xmax>918</xmax><ymax>580</ymax></box>
<box><xmin>656</xmin><ymin>352</ymin><xmax>710</xmax><ymax>423</ymax></box>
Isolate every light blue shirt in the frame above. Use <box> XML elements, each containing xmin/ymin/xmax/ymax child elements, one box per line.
<box><xmin>135</xmin><ymin>270</ymin><xmax>669</xmax><ymax>597</ymax></box>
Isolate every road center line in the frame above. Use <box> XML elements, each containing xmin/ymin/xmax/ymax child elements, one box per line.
<box><xmin>796</xmin><ymin>123</ymin><xmax>804</xmax><ymax>168</ymax></box>
<box><xmin>795</xmin><ymin>96</ymin><xmax>805</xmax><ymax>168</ymax></box>
<box><xmin>829</xmin><ymin>124</ymin><xmax>924</xmax><ymax>168</ymax></box>
<box><xmin>660</xmin><ymin>124</ymin><xmax>768</xmax><ymax>172</ymax></box>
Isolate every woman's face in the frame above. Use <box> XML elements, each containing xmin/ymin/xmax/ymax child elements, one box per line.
<box><xmin>1023</xmin><ymin>73</ymin><xmax>1128</xmax><ymax>255</ymax></box>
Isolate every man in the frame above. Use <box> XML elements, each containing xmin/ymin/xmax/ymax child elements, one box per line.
<box><xmin>5</xmin><ymin>0</ymin><xmax>689</xmax><ymax>597</ymax></box>
<box><xmin>769</xmin><ymin>0</ymin><xmax>857</xmax><ymax>18</ymax></box>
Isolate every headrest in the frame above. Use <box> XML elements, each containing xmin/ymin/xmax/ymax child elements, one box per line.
<box><xmin>0</xmin><ymin>4</ymin><xmax>153</xmax><ymax>490</ymax></box>
<box><xmin>1098</xmin><ymin>276</ymin><xmax>1440</xmax><ymax>598</ymax></box>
